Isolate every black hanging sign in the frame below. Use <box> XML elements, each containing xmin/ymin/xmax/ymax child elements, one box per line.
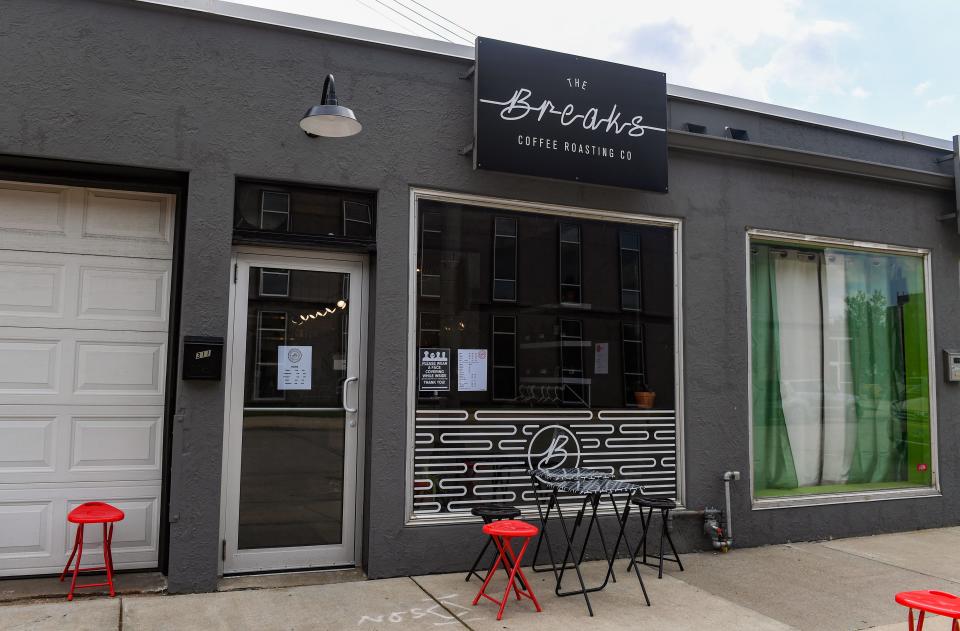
<box><xmin>474</xmin><ymin>38</ymin><xmax>668</xmax><ymax>192</ymax></box>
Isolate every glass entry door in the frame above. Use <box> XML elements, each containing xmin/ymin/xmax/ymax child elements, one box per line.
<box><xmin>223</xmin><ymin>254</ymin><xmax>364</xmax><ymax>573</ymax></box>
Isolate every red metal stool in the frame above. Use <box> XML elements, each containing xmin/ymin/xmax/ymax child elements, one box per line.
<box><xmin>896</xmin><ymin>590</ymin><xmax>960</xmax><ymax>631</ymax></box>
<box><xmin>59</xmin><ymin>502</ymin><xmax>124</xmax><ymax>601</ymax></box>
<box><xmin>472</xmin><ymin>519</ymin><xmax>542</xmax><ymax>621</ymax></box>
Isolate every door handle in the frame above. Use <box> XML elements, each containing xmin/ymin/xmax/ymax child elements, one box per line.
<box><xmin>343</xmin><ymin>376</ymin><xmax>359</xmax><ymax>416</ymax></box>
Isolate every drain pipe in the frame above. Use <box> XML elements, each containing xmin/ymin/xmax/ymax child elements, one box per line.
<box><xmin>722</xmin><ymin>471</ymin><xmax>740</xmax><ymax>548</ymax></box>
<box><xmin>704</xmin><ymin>471</ymin><xmax>740</xmax><ymax>551</ymax></box>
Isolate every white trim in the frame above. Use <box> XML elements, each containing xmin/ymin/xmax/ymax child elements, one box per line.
<box><xmin>404</xmin><ymin>188</ymin><xmax>684</xmax><ymax>525</ymax></box>
<box><xmin>136</xmin><ymin>0</ymin><xmax>954</xmax><ymax>151</ymax></box>
<box><xmin>745</xmin><ymin>228</ymin><xmax>941</xmax><ymax>510</ymax></box>
<box><xmin>753</xmin><ymin>486</ymin><xmax>941</xmax><ymax>510</ymax></box>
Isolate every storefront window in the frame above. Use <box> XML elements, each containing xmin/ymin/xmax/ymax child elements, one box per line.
<box><xmin>234</xmin><ymin>179</ymin><xmax>375</xmax><ymax>245</ymax></box>
<box><xmin>411</xmin><ymin>195</ymin><xmax>679</xmax><ymax>519</ymax></box>
<box><xmin>750</xmin><ymin>238</ymin><xmax>934</xmax><ymax>499</ymax></box>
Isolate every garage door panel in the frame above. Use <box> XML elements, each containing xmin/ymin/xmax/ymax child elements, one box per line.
<box><xmin>0</xmin><ymin>181</ymin><xmax>69</xmax><ymax>236</ymax></box>
<box><xmin>82</xmin><ymin>189</ymin><xmax>173</xmax><ymax>244</ymax></box>
<box><xmin>0</xmin><ymin>406</ymin><xmax>164</xmax><ymax>484</ymax></box>
<box><xmin>0</xmin><ymin>251</ymin><xmax>168</xmax><ymax>331</ymax></box>
<box><xmin>0</xmin><ymin>501</ymin><xmax>54</xmax><ymax>560</ymax></box>
<box><xmin>0</xmin><ymin>417</ymin><xmax>56</xmax><ymax>473</ymax></box>
<box><xmin>75</xmin><ymin>341</ymin><xmax>165</xmax><ymax>396</ymax></box>
<box><xmin>0</xmin><ymin>486</ymin><xmax>160</xmax><ymax>576</ymax></box>
<box><xmin>0</xmin><ymin>339</ymin><xmax>59</xmax><ymax>394</ymax></box>
<box><xmin>78</xmin><ymin>264</ymin><xmax>168</xmax><ymax>323</ymax></box>
<box><xmin>70</xmin><ymin>415</ymin><xmax>161</xmax><ymax>473</ymax></box>
<box><xmin>0</xmin><ymin>328</ymin><xmax>166</xmax><ymax>405</ymax></box>
<box><xmin>67</xmin><ymin>495</ymin><xmax>159</xmax><ymax>555</ymax></box>
<box><xmin>0</xmin><ymin>181</ymin><xmax>173</xmax><ymax>259</ymax></box>
<box><xmin>0</xmin><ymin>260</ymin><xmax>64</xmax><ymax>318</ymax></box>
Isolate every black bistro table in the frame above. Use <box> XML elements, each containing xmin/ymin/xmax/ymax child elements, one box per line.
<box><xmin>528</xmin><ymin>467</ymin><xmax>651</xmax><ymax>616</ymax></box>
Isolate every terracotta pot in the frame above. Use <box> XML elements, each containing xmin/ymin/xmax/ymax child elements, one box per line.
<box><xmin>634</xmin><ymin>391</ymin><xmax>656</xmax><ymax>409</ymax></box>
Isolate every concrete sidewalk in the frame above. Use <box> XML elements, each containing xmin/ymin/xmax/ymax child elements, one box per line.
<box><xmin>3</xmin><ymin>527</ymin><xmax>960</xmax><ymax>630</ymax></box>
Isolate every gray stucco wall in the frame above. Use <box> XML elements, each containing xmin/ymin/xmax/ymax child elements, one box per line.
<box><xmin>0</xmin><ymin>0</ymin><xmax>957</xmax><ymax>591</ymax></box>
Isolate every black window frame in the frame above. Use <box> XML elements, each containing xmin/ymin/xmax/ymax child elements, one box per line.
<box><xmin>559</xmin><ymin>222</ymin><xmax>582</xmax><ymax>305</ymax></box>
<box><xmin>492</xmin><ymin>216</ymin><xmax>518</xmax><ymax>302</ymax></box>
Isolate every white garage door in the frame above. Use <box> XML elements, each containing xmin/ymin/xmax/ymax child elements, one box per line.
<box><xmin>0</xmin><ymin>180</ymin><xmax>174</xmax><ymax>576</ymax></box>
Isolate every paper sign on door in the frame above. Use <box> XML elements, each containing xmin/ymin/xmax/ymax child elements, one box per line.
<box><xmin>458</xmin><ymin>349</ymin><xmax>488</xmax><ymax>392</ymax></box>
<box><xmin>278</xmin><ymin>345</ymin><xmax>312</xmax><ymax>390</ymax></box>
<box><xmin>594</xmin><ymin>342</ymin><xmax>609</xmax><ymax>375</ymax></box>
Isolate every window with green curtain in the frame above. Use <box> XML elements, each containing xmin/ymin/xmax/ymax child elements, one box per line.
<box><xmin>750</xmin><ymin>239</ymin><xmax>933</xmax><ymax>498</ymax></box>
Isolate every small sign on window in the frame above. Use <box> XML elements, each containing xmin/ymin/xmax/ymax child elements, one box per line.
<box><xmin>278</xmin><ymin>345</ymin><xmax>311</xmax><ymax>390</ymax></box>
<box><xmin>419</xmin><ymin>348</ymin><xmax>450</xmax><ymax>392</ymax></box>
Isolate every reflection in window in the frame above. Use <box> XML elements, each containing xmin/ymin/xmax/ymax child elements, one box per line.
<box><xmin>260</xmin><ymin>191</ymin><xmax>290</xmax><ymax>231</ymax></box>
<box><xmin>259</xmin><ymin>269</ymin><xmax>290</xmax><ymax>297</ymax></box>
<box><xmin>419</xmin><ymin>312</ymin><xmax>441</xmax><ymax>348</ymax></box>
<box><xmin>492</xmin><ymin>316</ymin><xmax>516</xmax><ymax>401</ymax></box>
<box><xmin>622</xmin><ymin>322</ymin><xmax>646</xmax><ymax>406</ymax></box>
<box><xmin>620</xmin><ymin>230</ymin><xmax>642</xmax><ymax>311</ymax></box>
<box><xmin>493</xmin><ymin>217</ymin><xmax>517</xmax><ymax>301</ymax></box>
<box><xmin>254</xmin><ymin>310</ymin><xmax>287</xmax><ymax>401</ymax></box>
<box><xmin>413</xmin><ymin>199</ymin><xmax>676</xmax><ymax>411</ymax></box>
<box><xmin>234</xmin><ymin>180</ymin><xmax>375</xmax><ymax>244</ymax></box>
<box><xmin>559</xmin><ymin>223</ymin><xmax>582</xmax><ymax>304</ymax></box>
<box><xmin>750</xmin><ymin>239</ymin><xmax>933</xmax><ymax>499</ymax></box>
<box><xmin>343</xmin><ymin>201</ymin><xmax>373</xmax><ymax>238</ymax></box>
<box><xmin>420</xmin><ymin>211</ymin><xmax>442</xmax><ymax>298</ymax></box>
<box><xmin>560</xmin><ymin>319</ymin><xmax>587</xmax><ymax>406</ymax></box>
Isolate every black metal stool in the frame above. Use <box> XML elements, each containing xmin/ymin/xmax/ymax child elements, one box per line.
<box><xmin>628</xmin><ymin>496</ymin><xmax>684</xmax><ymax>579</ymax></box>
<box><xmin>465</xmin><ymin>503</ymin><xmax>522</xmax><ymax>582</ymax></box>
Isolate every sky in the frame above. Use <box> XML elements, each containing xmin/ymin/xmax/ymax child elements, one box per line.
<box><xmin>229</xmin><ymin>0</ymin><xmax>958</xmax><ymax>141</ymax></box>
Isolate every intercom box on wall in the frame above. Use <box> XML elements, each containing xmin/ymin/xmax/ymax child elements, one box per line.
<box><xmin>182</xmin><ymin>336</ymin><xmax>224</xmax><ymax>380</ymax></box>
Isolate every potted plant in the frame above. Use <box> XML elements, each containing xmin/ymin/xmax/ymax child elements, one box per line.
<box><xmin>633</xmin><ymin>382</ymin><xmax>656</xmax><ymax>409</ymax></box>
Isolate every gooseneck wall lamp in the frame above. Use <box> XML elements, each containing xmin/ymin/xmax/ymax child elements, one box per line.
<box><xmin>299</xmin><ymin>74</ymin><xmax>362</xmax><ymax>138</ymax></box>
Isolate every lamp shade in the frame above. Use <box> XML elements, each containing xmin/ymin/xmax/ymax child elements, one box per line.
<box><xmin>300</xmin><ymin>74</ymin><xmax>362</xmax><ymax>138</ymax></box>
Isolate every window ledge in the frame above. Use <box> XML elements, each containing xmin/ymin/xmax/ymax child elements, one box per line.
<box><xmin>752</xmin><ymin>486</ymin><xmax>941</xmax><ymax>510</ymax></box>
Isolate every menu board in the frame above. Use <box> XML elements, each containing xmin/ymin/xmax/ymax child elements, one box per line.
<box><xmin>278</xmin><ymin>345</ymin><xmax>311</xmax><ymax>390</ymax></box>
<box><xmin>457</xmin><ymin>349</ymin><xmax>488</xmax><ymax>392</ymax></box>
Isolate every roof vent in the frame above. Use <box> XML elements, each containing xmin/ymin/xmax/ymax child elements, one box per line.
<box><xmin>725</xmin><ymin>126</ymin><xmax>749</xmax><ymax>141</ymax></box>
<box><xmin>685</xmin><ymin>123</ymin><xmax>707</xmax><ymax>134</ymax></box>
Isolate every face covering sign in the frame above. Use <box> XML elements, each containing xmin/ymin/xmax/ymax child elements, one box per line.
<box><xmin>419</xmin><ymin>348</ymin><xmax>450</xmax><ymax>392</ymax></box>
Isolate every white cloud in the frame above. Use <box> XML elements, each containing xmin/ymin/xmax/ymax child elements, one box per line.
<box><xmin>231</xmin><ymin>0</ymin><xmax>860</xmax><ymax>106</ymax></box>
<box><xmin>914</xmin><ymin>81</ymin><xmax>932</xmax><ymax>96</ymax></box>
<box><xmin>925</xmin><ymin>95</ymin><xmax>956</xmax><ymax>108</ymax></box>
<box><xmin>850</xmin><ymin>86</ymin><xmax>870</xmax><ymax>99</ymax></box>
<box><xmin>611</xmin><ymin>2</ymin><xmax>855</xmax><ymax>102</ymax></box>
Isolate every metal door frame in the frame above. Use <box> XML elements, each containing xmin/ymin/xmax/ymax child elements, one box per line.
<box><xmin>219</xmin><ymin>248</ymin><xmax>368</xmax><ymax>574</ymax></box>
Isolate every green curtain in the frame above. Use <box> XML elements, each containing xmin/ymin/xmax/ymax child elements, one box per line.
<box><xmin>844</xmin><ymin>254</ymin><xmax>904</xmax><ymax>483</ymax></box>
<box><xmin>751</xmin><ymin>246</ymin><xmax>798</xmax><ymax>491</ymax></box>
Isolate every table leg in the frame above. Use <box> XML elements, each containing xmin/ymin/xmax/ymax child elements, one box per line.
<box><xmin>556</xmin><ymin>495</ymin><xmax>591</xmax><ymax>591</ymax></box>
<box><xmin>531</xmin><ymin>485</ymin><xmax>562</xmax><ymax>573</ymax></box>
<box><xmin>605</xmin><ymin>491</ymin><xmax>651</xmax><ymax>606</ymax></box>
<box><xmin>551</xmin><ymin>498</ymin><xmax>594</xmax><ymax>616</ymax></box>
<box><xmin>627</xmin><ymin>504</ymin><xmax>652</xmax><ymax>572</ymax></box>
